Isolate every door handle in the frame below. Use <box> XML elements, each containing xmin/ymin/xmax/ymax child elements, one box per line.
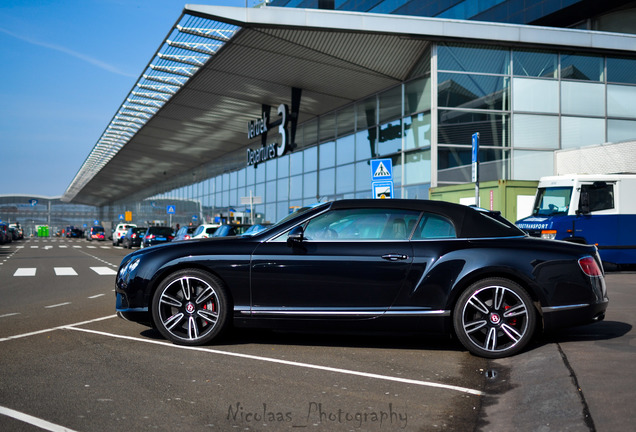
<box><xmin>381</xmin><ymin>253</ymin><xmax>408</xmax><ymax>261</ymax></box>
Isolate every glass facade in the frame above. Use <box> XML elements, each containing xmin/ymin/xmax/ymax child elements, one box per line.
<box><xmin>103</xmin><ymin>40</ymin><xmax>636</xmax><ymax>227</ymax></box>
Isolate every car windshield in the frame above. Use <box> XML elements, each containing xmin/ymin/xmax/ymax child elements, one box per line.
<box><xmin>532</xmin><ymin>187</ymin><xmax>572</xmax><ymax>216</ymax></box>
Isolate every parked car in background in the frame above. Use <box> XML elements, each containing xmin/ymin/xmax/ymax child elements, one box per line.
<box><xmin>65</xmin><ymin>226</ymin><xmax>84</xmax><ymax>238</ymax></box>
<box><xmin>242</xmin><ymin>223</ymin><xmax>271</xmax><ymax>236</ymax></box>
<box><xmin>0</xmin><ymin>224</ymin><xmax>8</xmax><ymax>244</ymax></box>
<box><xmin>9</xmin><ymin>223</ymin><xmax>24</xmax><ymax>240</ymax></box>
<box><xmin>140</xmin><ymin>226</ymin><xmax>174</xmax><ymax>248</ymax></box>
<box><xmin>116</xmin><ymin>199</ymin><xmax>608</xmax><ymax>358</ymax></box>
<box><xmin>173</xmin><ymin>226</ymin><xmax>197</xmax><ymax>242</ymax></box>
<box><xmin>86</xmin><ymin>226</ymin><xmax>106</xmax><ymax>241</ymax></box>
<box><xmin>112</xmin><ymin>223</ymin><xmax>137</xmax><ymax>246</ymax></box>
<box><xmin>191</xmin><ymin>224</ymin><xmax>220</xmax><ymax>239</ymax></box>
<box><xmin>210</xmin><ymin>223</ymin><xmax>251</xmax><ymax>237</ymax></box>
<box><xmin>122</xmin><ymin>227</ymin><xmax>147</xmax><ymax>249</ymax></box>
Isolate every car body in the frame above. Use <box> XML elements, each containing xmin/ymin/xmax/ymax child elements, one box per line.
<box><xmin>65</xmin><ymin>226</ymin><xmax>83</xmax><ymax>238</ymax></box>
<box><xmin>86</xmin><ymin>225</ymin><xmax>106</xmax><ymax>241</ymax></box>
<box><xmin>140</xmin><ymin>226</ymin><xmax>174</xmax><ymax>248</ymax></box>
<box><xmin>0</xmin><ymin>224</ymin><xmax>8</xmax><ymax>244</ymax></box>
<box><xmin>112</xmin><ymin>223</ymin><xmax>137</xmax><ymax>246</ymax></box>
<box><xmin>116</xmin><ymin>199</ymin><xmax>608</xmax><ymax>358</ymax></box>
<box><xmin>191</xmin><ymin>224</ymin><xmax>220</xmax><ymax>239</ymax></box>
<box><xmin>122</xmin><ymin>227</ymin><xmax>147</xmax><ymax>249</ymax></box>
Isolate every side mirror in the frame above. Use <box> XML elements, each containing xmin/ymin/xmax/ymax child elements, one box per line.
<box><xmin>577</xmin><ymin>191</ymin><xmax>590</xmax><ymax>215</ymax></box>
<box><xmin>287</xmin><ymin>225</ymin><xmax>304</xmax><ymax>246</ymax></box>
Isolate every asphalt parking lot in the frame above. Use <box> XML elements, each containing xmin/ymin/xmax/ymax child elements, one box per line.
<box><xmin>0</xmin><ymin>238</ymin><xmax>633</xmax><ymax>431</ymax></box>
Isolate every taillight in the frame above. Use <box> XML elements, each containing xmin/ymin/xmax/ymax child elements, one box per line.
<box><xmin>184</xmin><ymin>235</ymin><xmax>190</xmax><ymax>240</ymax></box>
<box><xmin>579</xmin><ymin>256</ymin><xmax>602</xmax><ymax>277</ymax></box>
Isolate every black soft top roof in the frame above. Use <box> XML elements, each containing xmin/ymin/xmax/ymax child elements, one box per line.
<box><xmin>329</xmin><ymin>199</ymin><xmax>524</xmax><ymax>239</ymax></box>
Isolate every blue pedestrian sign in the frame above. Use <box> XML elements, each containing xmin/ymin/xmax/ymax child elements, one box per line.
<box><xmin>118</xmin><ymin>214</ymin><xmax>124</xmax><ymax>220</ymax></box>
<box><xmin>166</xmin><ymin>205</ymin><xmax>176</xmax><ymax>214</ymax></box>
<box><xmin>370</xmin><ymin>159</ymin><xmax>393</xmax><ymax>181</ymax></box>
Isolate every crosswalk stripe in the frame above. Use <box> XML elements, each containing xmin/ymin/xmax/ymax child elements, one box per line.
<box><xmin>91</xmin><ymin>267</ymin><xmax>117</xmax><ymax>275</ymax></box>
<box><xmin>14</xmin><ymin>268</ymin><xmax>36</xmax><ymax>276</ymax></box>
<box><xmin>54</xmin><ymin>267</ymin><xmax>78</xmax><ymax>276</ymax></box>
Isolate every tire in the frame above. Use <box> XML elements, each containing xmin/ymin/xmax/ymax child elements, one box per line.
<box><xmin>453</xmin><ymin>278</ymin><xmax>536</xmax><ymax>359</ymax></box>
<box><xmin>151</xmin><ymin>269</ymin><xmax>229</xmax><ymax>346</ymax></box>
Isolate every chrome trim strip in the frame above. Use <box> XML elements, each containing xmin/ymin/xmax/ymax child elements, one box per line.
<box><xmin>542</xmin><ymin>303</ymin><xmax>589</xmax><ymax>313</ymax></box>
<box><xmin>240</xmin><ymin>307</ymin><xmax>450</xmax><ymax>317</ymax></box>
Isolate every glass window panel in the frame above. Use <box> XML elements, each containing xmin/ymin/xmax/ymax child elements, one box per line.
<box><xmin>304</xmin><ymin>146</ymin><xmax>317</xmax><ymax>172</ymax></box>
<box><xmin>337</xmin><ymin>105</ymin><xmax>356</xmax><ymax>137</ymax></box>
<box><xmin>277</xmin><ymin>154</ymin><xmax>289</xmax><ymax>178</ymax></box>
<box><xmin>438</xmin><ymin>110</ymin><xmax>510</xmax><ymax>147</ymax></box>
<box><xmin>378</xmin><ymin>120</ymin><xmax>402</xmax><ymax>156</ymax></box>
<box><xmin>379</xmin><ymin>85</ymin><xmax>402</xmax><ymax>123</ymax></box>
<box><xmin>303</xmin><ymin>119</ymin><xmax>318</xmax><ymax>147</ymax></box>
<box><xmin>402</xmin><ymin>183</ymin><xmax>430</xmax><ymax>200</ymax></box>
<box><xmin>303</xmin><ymin>171</ymin><xmax>317</xmax><ymax>199</ymax></box>
<box><xmin>355</xmin><ymin>161</ymin><xmax>371</xmax><ymax>193</ymax></box>
<box><xmin>562</xmin><ymin>81</ymin><xmax>604</xmax><ymax>116</ymax></box>
<box><xmin>222</xmin><ymin>190</ymin><xmax>229</xmax><ymax>207</ymax></box>
<box><xmin>513</xmin><ymin>50</ymin><xmax>558</xmax><ymax>78</ymax></box>
<box><xmin>277</xmin><ymin>178</ymin><xmax>289</xmax><ymax>202</ymax></box>
<box><xmin>356</xmin><ymin>96</ymin><xmax>377</xmax><ymax>130</ymax></box>
<box><xmin>229</xmin><ymin>171</ymin><xmax>237</xmax><ymax>189</ymax></box>
<box><xmin>266</xmin><ymin>159</ymin><xmax>277</xmax><ymax>181</ymax></box>
<box><xmin>438</xmin><ymin>73</ymin><xmax>510</xmax><ymax>110</ymax></box>
<box><xmin>438</xmin><ymin>43</ymin><xmax>510</xmax><ymax>74</ymax></box>
<box><xmin>561</xmin><ymin>53</ymin><xmax>604</xmax><ymax>81</ymax></box>
<box><xmin>336</xmin><ymin>164</ymin><xmax>355</xmax><ymax>194</ymax></box>
<box><xmin>319</xmin><ymin>141</ymin><xmax>335</xmax><ymax>169</ymax></box>
<box><xmin>229</xmin><ymin>188</ymin><xmax>238</xmax><ymax>208</ymax></box>
<box><xmin>246</xmin><ymin>166</ymin><xmax>255</xmax><ymax>186</ymax></box>
<box><xmin>405</xmin><ymin>112</ymin><xmax>432</xmax><ymax>150</ymax></box>
<box><xmin>561</xmin><ymin>117</ymin><xmax>605</xmax><ymax>149</ymax></box>
<box><xmin>438</xmin><ymin>147</ymin><xmax>509</xmax><ymax>183</ymax></box>
<box><xmin>355</xmin><ymin>128</ymin><xmax>375</xmax><ymax>161</ymax></box>
<box><xmin>290</xmin><ymin>150</ymin><xmax>303</xmax><ymax>176</ymax></box>
<box><xmin>237</xmin><ymin>169</ymin><xmax>246</xmax><ymax>187</ymax></box>
<box><xmin>608</xmin><ymin>119</ymin><xmax>636</xmax><ymax>142</ymax></box>
<box><xmin>512</xmin><ymin>78</ymin><xmax>559</xmax><ymax>113</ymax></box>
<box><xmin>608</xmin><ymin>84</ymin><xmax>636</xmax><ymax>118</ymax></box>
<box><xmin>265</xmin><ymin>203</ymin><xmax>276</xmax><ymax>224</ymax></box>
<box><xmin>513</xmin><ymin>114</ymin><xmax>559</xmax><ymax>149</ymax></box>
<box><xmin>255</xmin><ymin>163</ymin><xmax>266</xmax><ymax>183</ymax></box>
<box><xmin>319</xmin><ymin>113</ymin><xmax>336</xmax><ymax>143</ymax></box>
<box><xmin>513</xmin><ymin>151</ymin><xmax>554</xmax><ymax>180</ymax></box>
<box><xmin>255</xmin><ymin>183</ymin><xmax>265</xmax><ymax>202</ymax></box>
<box><xmin>405</xmin><ymin>77</ymin><xmax>431</xmax><ymax>115</ymax></box>
<box><xmin>336</xmin><ymin>134</ymin><xmax>355</xmax><ymax>165</ymax></box>
<box><xmin>290</xmin><ymin>174</ymin><xmax>303</xmax><ymax>200</ymax></box>
<box><xmin>607</xmin><ymin>57</ymin><xmax>636</xmax><ymax>84</ymax></box>
<box><xmin>319</xmin><ymin>167</ymin><xmax>335</xmax><ymax>198</ymax></box>
<box><xmin>404</xmin><ymin>149</ymin><xmax>431</xmax><ymax>185</ymax></box>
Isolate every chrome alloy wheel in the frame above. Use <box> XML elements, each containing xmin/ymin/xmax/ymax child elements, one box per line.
<box><xmin>454</xmin><ymin>278</ymin><xmax>535</xmax><ymax>358</ymax></box>
<box><xmin>152</xmin><ymin>269</ymin><xmax>228</xmax><ymax>345</ymax></box>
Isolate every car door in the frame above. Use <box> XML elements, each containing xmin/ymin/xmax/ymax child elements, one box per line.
<box><xmin>249</xmin><ymin>207</ymin><xmax>418</xmax><ymax>317</ymax></box>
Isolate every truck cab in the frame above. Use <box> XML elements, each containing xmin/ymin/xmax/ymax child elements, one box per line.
<box><xmin>516</xmin><ymin>174</ymin><xmax>636</xmax><ymax>266</ymax></box>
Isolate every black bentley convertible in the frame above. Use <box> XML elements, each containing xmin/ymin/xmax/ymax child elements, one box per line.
<box><xmin>116</xmin><ymin>199</ymin><xmax>608</xmax><ymax>358</ymax></box>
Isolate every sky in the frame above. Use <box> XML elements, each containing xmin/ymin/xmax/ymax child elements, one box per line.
<box><xmin>0</xmin><ymin>0</ymin><xmax>257</xmax><ymax>197</ymax></box>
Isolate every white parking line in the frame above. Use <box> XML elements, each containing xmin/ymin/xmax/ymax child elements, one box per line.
<box><xmin>45</xmin><ymin>302</ymin><xmax>71</xmax><ymax>309</ymax></box>
<box><xmin>0</xmin><ymin>405</ymin><xmax>79</xmax><ymax>432</ymax></box>
<box><xmin>90</xmin><ymin>267</ymin><xmax>117</xmax><ymax>275</ymax></box>
<box><xmin>67</xmin><ymin>326</ymin><xmax>485</xmax><ymax>396</ymax></box>
<box><xmin>54</xmin><ymin>267</ymin><xmax>78</xmax><ymax>276</ymax></box>
<box><xmin>14</xmin><ymin>268</ymin><xmax>36</xmax><ymax>276</ymax></box>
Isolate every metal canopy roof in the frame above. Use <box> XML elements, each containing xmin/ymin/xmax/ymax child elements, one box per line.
<box><xmin>62</xmin><ymin>6</ymin><xmax>636</xmax><ymax>207</ymax></box>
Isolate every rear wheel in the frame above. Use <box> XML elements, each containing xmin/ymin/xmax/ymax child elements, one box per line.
<box><xmin>453</xmin><ymin>278</ymin><xmax>536</xmax><ymax>358</ymax></box>
<box><xmin>151</xmin><ymin>269</ymin><xmax>229</xmax><ymax>346</ymax></box>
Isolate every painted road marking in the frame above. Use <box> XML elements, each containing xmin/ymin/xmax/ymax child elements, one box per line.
<box><xmin>14</xmin><ymin>268</ymin><xmax>36</xmax><ymax>276</ymax></box>
<box><xmin>54</xmin><ymin>267</ymin><xmax>78</xmax><ymax>276</ymax></box>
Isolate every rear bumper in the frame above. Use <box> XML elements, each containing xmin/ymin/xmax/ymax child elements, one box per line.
<box><xmin>541</xmin><ymin>299</ymin><xmax>608</xmax><ymax>330</ymax></box>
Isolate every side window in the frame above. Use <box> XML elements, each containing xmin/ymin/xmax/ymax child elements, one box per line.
<box><xmin>581</xmin><ymin>183</ymin><xmax>614</xmax><ymax>212</ymax></box>
<box><xmin>416</xmin><ymin>213</ymin><xmax>456</xmax><ymax>240</ymax></box>
<box><xmin>303</xmin><ymin>208</ymin><xmax>421</xmax><ymax>240</ymax></box>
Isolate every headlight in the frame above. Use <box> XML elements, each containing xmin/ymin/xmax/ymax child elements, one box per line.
<box><xmin>541</xmin><ymin>230</ymin><xmax>557</xmax><ymax>240</ymax></box>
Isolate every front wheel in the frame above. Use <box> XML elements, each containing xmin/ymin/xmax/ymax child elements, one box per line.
<box><xmin>453</xmin><ymin>278</ymin><xmax>536</xmax><ymax>358</ymax></box>
<box><xmin>151</xmin><ymin>269</ymin><xmax>229</xmax><ymax>346</ymax></box>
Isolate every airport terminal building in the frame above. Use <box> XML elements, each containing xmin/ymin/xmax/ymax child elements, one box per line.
<box><xmin>55</xmin><ymin>1</ymin><xmax>636</xmax><ymax>228</ymax></box>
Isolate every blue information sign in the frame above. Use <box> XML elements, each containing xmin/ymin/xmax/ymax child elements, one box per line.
<box><xmin>370</xmin><ymin>159</ymin><xmax>393</xmax><ymax>181</ymax></box>
<box><xmin>166</xmin><ymin>205</ymin><xmax>176</xmax><ymax>214</ymax></box>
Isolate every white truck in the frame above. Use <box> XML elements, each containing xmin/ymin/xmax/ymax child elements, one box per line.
<box><xmin>516</xmin><ymin>174</ymin><xmax>636</xmax><ymax>268</ymax></box>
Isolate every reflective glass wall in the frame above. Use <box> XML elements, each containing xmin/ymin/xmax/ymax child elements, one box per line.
<box><xmin>110</xmin><ymin>43</ymin><xmax>636</xmax><ymax>227</ymax></box>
